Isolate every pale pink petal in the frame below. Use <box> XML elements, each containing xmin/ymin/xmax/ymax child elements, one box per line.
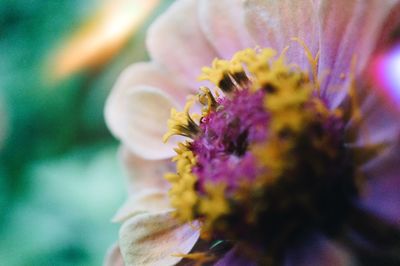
<box><xmin>119</xmin><ymin>147</ymin><xmax>171</xmax><ymax>194</ymax></box>
<box><xmin>360</xmin><ymin>143</ymin><xmax>400</xmax><ymax>225</ymax></box>
<box><xmin>244</xmin><ymin>0</ymin><xmax>320</xmax><ymax>71</ymax></box>
<box><xmin>105</xmin><ymin>62</ymin><xmax>190</xmax><ymax>160</ymax></box>
<box><xmin>104</xmin><ymin>243</ymin><xmax>124</xmax><ymax>266</ymax></box>
<box><xmin>106</xmin><ymin>62</ymin><xmax>187</xmax><ymax>104</ymax></box>
<box><xmin>106</xmin><ymin>85</ymin><xmax>179</xmax><ymax>160</ymax></box>
<box><xmin>198</xmin><ymin>0</ymin><xmax>256</xmax><ymax>59</ymax></box>
<box><xmin>119</xmin><ymin>211</ymin><xmax>200</xmax><ymax>266</ymax></box>
<box><xmin>112</xmin><ymin>189</ymin><xmax>172</xmax><ymax>223</ymax></box>
<box><xmin>147</xmin><ymin>0</ymin><xmax>217</xmax><ymax>89</ymax></box>
<box><xmin>284</xmin><ymin>236</ymin><xmax>355</xmax><ymax>266</ymax></box>
<box><xmin>317</xmin><ymin>0</ymin><xmax>399</xmax><ymax>105</ymax></box>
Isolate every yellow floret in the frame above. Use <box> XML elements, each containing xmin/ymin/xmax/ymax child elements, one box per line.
<box><xmin>165</xmin><ymin>143</ymin><xmax>199</xmax><ymax>222</ymax></box>
<box><xmin>198</xmin><ymin>183</ymin><xmax>230</xmax><ymax>236</ymax></box>
<box><xmin>198</xmin><ymin>58</ymin><xmax>243</xmax><ymax>88</ymax></box>
<box><xmin>163</xmin><ymin>96</ymin><xmax>199</xmax><ymax>142</ymax></box>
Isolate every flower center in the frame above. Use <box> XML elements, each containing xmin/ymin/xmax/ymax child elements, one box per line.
<box><xmin>164</xmin><ymin>48</ymin><xmax>358</xmax><ymax>252</ymax></box>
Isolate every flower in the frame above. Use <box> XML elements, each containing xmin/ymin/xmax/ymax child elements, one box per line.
<box><xmin>105</xmin><ymin>0</ymin><xmax>400</xmax><ymax>265</ymax></box>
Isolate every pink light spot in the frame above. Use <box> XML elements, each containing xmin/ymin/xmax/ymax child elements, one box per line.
<box><xmin>370</xmin><ymin>44</ymin><xmax>400</xmax><ymax>109</ymax></box>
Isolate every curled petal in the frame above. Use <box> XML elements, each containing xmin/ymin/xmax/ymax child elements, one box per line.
<box><xmin>198</xmin><ymin>0</ymin><xmax>255</xmax><ymax>59</ymax></box>
<box><xmin>106</xmin><ymin>62</ymin><xmax>187</xmax><ymax>103</ymax></box>
<box><xmin>119</xmin><ymin>211</ymin><xmax>200</xmax><ymax>266</ymax></box>
<box><xmin>147</xmin><ymin>0</ymin><xmax>217</xmax><ymax>89</ymax></box>
<box><xmin>106</xmin><ymin>85</ymin><xmax>179</xmax><ymax>160</ymax></box>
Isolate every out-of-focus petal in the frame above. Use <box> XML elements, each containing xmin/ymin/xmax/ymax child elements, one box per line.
<box><xmin>113</xmin><ymin>148</ymin><xmax>173</xmax><ymax>222</ymax></box>
<box><xmin>284</xmin><ymin>235</ymin><xmax>355</xmax><ymax>266</ymax></box>
<box><xmin>119</xmin><ymin>211</ymin><xmax>199</xmax><ymax>266</ymax></box>
<box><xmin>198</xmin><ymin>0</ymin><xmax>255</xmax><ymax>59</ymax></box>
<box><xmin>215</xmin><ymin>246</ymin><xmax>257</xmax><ymax>266</ymax></box>
<box><xmin>119</xmin><ymin>147</ymin><xmax>171</xmax><ymax>194</ymax></box>
<box><xmin>317</xmin><ymin>0</ymin><xmax>399</xmax><ymax>106</ymax></box>
<box><xmin>244</xmin><ymin>0</ymin><xmax>320</xmax><ymax>71</ymax></box>
<box><xmin>361</xmin><ymin>143</ymin><xmax>400</xmax><ymax>225</ymax></box>
<box><xmin>106</xmin><ymin>85</ymin><xmax>179</xmax><ymax>160</ymax></box>
<box><xmin>371</xmin><ymin>4</ymin><xmax>400</xmax><ymax>52</ymax></box>
<box><xmin>349</xmin><ymin>87</ymin><xmax>400</xmax><ymax>146</ymax></box>
<box><xmin>147</xmin><ymin>0</ymin><xmax>217</xmax><ymax>89</ymax></box>
<box><xmin>112</xmin><ymin>189</ymin><xmax>172</xmax><ymax>222</ymax></box>
<box><xmin>104</xmin><ymin>243</ymin><xmax>124</xmax><ymax>266</ymax></box>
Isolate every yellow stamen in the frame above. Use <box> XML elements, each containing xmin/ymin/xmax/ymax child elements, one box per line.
<box><xmin>198</xmin><ymin>58</ymin><xmax>244</xmax><ymax>91</ymax></box>
<box><xmin>198</xmin><ymin>87</ymin><xmax>217</xmax><ymax>116</ymax></box>
<box><xmin>163</xmin><ymin>97</ymin><xmax>199</xmax><ymax>142</ymax></box>
<box><xmin>291</xmin><ymin>37</ymin><xmax>321</xmax><ymax>95</ymax></box>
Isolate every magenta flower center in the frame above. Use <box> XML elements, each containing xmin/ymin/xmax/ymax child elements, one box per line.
<box><xmin>192</xmin><ymin>89</ymin><xmax>268</xmax><ymax>193</ymax></box>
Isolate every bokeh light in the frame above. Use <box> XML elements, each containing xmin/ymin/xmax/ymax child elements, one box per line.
<box><xmin>52</xmin><ymin>0</ymin><xmax>160</xmax><ymax>80</ymax></box>
<box><xmin>370</xmin><ymin>44</ymin><xmax>400</xmax><ymax>109</ymax></box>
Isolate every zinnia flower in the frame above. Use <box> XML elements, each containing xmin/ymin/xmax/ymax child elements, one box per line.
<box><xmin>105</xmin><ymin>0</ymin><xmax>400</xmax><ymax>265</ymax></box>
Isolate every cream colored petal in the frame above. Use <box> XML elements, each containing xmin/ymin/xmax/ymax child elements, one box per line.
<box><xmin>147</xmin><ymin>0</ymin><xmax>217</xmax><ymax>89</ymax></box>
<box><xmin>119</xmin><ymin>211</ymin><xmax>200</xmax><ymax>266</ymax></box>
<box><xmin>104</xmin><ymin>243</ymin><xmax>124</xmax><ymax>266</ymax></box>
<box><xmin>112</xmin><ymin>189</ymin><xmax>172</xmax><ymax>223</ymax></box>
<box><xmin>106</xmin><ymin>85</ymin><xmax>179</xmax><ymax>160</ymax></box>
<box><xmin>317</xmin><ymin>0</ymin><xmax>399</xmax><ymax>105</ymax></box>
<box><xmin>113</xmin><ymin>148</ymin><xmax>173</xmax><ymax>223</ymax></box>
<box><xmin>119</xmin><ymin>146</ymin><xmax>172</xmax><ymax>194</ymax></box>
<box><xmin>105</xmin><ymin>62</ymin><xmax>188</xmax><ymax>160</ymax></box>
<box><xmin>244</xmin><ymin>0</ymin><xmax>320</xmax><ymax>71</ymax></box>
<box><xmin>198</xmin><ymin>0</ymin><xmax>256</xmax><ymax>59</ymax></box>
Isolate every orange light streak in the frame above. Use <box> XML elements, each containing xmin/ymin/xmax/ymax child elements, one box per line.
<box><xmin>52</xmin><ymin>0</ymin><xmax>160</xmax><ymax>79</ymax></box>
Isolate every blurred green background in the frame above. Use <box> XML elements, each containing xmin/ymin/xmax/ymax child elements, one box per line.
<box><xmin>0</xmin><ymin>0</ymin><xmax>172</xmax><ymax>265</ymax></box>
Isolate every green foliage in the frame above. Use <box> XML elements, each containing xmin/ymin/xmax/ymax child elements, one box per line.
<box><xmin>0</xmin><ymin>0</ymin><xmax>175</xmax><ymax>265</ymax></box>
